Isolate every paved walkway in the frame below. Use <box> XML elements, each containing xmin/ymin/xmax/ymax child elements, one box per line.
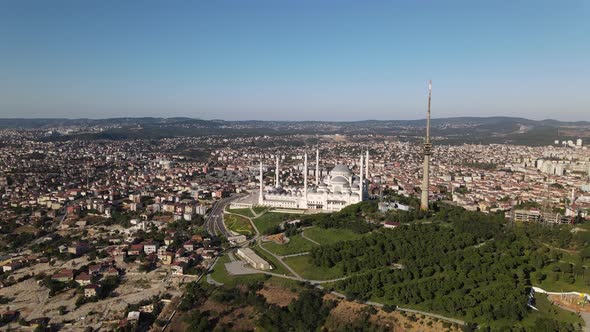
<box><xmin>249</xmin><ymin>206</ymin><xmax>265</xmax><ymax>218</ymax></box>
<box><xmin>581</xmin><ymin>313</ymin><xmax>590</xmax><ymax>332</ymax></box>
<box><xmin>231</xmin><ymin>207</ymin><xmax>306</xmax><ymax>280</ymax></box>
<box><xmin>282</xmin><ymin>252</ymin><xmax>310</xmax><ymax>258</ymax></box>
<box><xmin>204</xmin><ymin>255</ymin><xmax>224</xmax><ymax>286</ymax></box>
<box><xmin>257</xmin><ymin>239</ymin><xmax>304</xmax><ymax>280</ymax></box>
<box><xmin>224</xmin><ymin>260</ymin><xmax>349</xmax><ymax>285</ymax></box>
<box><xmin>533</xmin><ymin>286</ymin><xmax>590</xmax><ymax>331</ymax></box>
<box><xmin>323</xmin><ymin>289</ymin><xmax>465</xmax><ymax>325</ymax></box>
<box><xmin>218</xmin><ymin>208</ymin><xmax>466</xmax><ymax>327</ymax></box>
<box><xmin>206</xmin><ymin>274</ymin><xmax>223</xmax><ymax>286</ymax></box>
<box><xmin>301</xmin><ymin>229</ymin><xmax>320</xmax><ymax>245</ymax></box>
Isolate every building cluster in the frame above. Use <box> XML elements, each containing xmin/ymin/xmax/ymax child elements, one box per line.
<box><xmin>210</xmin><ymin>137</ymin><xmax>590</xmax><ymax>220</ymax></box>
<box><xmin>1</xmin><ymin>125</ymin><xmax>589</xmax><ymax>329</ymax></box>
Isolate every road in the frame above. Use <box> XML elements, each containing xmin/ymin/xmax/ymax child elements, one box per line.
<box><xmin>207</xmin><ymin>207</ymin><xmax>467</xmax><ymax>328</ymax></box>
<box><xmin>533</xmin><ymin>286</ymin><xmax>590</xmax><ymax>332</ymax></box>
<box><xmin>204</xmin><ymin>194</ymin><xmax>244</xmax><ymax>238</ymax></box>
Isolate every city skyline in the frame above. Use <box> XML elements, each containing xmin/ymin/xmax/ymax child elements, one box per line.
<box><xmin>2</xmin><ymin>2</ymin><xmax>590</xmax><ymax>330</ymax></box>
<box><xmin>0</xmin><ymin>1</ymin><xmax>589</xmax><ymax>121</ymax></box>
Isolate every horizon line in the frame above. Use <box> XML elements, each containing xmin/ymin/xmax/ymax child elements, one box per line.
<box><xmin>0</xmin><ymin>115</ymin><xmax>589</xmax><ymax>123</ymax></box>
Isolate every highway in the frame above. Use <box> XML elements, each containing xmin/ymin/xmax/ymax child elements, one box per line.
<box><xmin>204</xmin><ymin>194</ymin><xmax>244</xmax><ymax>238</ymax></box>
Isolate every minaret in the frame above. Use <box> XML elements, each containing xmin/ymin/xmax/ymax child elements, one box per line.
<box><xmin>259</xmin><ymin>161</ymin><xmax>264</xmax><ymax>204</ymax></box>
<box><xmin>359</xmin><ymin>153</ymin><xmax>364</xmax><ymax>200</ymax></box>
<box><xmin>303</xmin><ymin>153</ymin><xmax>308</xmax><ymax>208</ymax></box>
<box><xmin>275</xmin><ymin>155</ymin><xmax>280</xmax><ymax>188</ymax></box>
<box><xmin>365</xmin><ymin>149</ymin><xmax>369</xmax><ymax>180</ymax></box>
<box><xmin>420</xmin><ymin>80</ymin><xmax>433</xmax><ymax>211</ymax></box>
<box><xmin>315</xmin><ymin>147</ymin><xmax>320</xmax><ymax>186</ymax></box>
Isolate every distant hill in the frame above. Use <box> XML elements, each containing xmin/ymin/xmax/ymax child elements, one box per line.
<box><xmin>1</xmin><ymin>116</ymin><xmax>588</xmax><ymax>146</ymax></box>
<box><xmin>1</xmin><ymin>116</ymin><xmax>588</xmax><ymax>129</ymax></box>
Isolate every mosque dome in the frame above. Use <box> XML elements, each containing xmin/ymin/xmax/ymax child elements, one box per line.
<box><xmin>331</xmin><ymin>176</ymin><xmax>348</xmax><ymax>184</ymax></box>
<box><xmin>330</xmin><ymin>164</ymin><xmax>352</xmax><ymax>176</ymax></box>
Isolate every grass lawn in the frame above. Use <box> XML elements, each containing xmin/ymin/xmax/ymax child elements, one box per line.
<box><xmin>537</xmin><ymin>258</ymin><xmax>590</xmax><ymax>294</ymax></box>
<box><xmin>250</xmin><ymin>245</ymin><xmax>292</xmax><ymax>276</ymax></box>
<box><xmin>228</xmin><ymin>208</ymin><xmax>255</xmax><ymax>218</ymax></box>
<box><xmin>208</xmin><ymin>254</ymin><xmax>232</xmax><ymax>284</ymax></box>
<box><xmin>209</xmin><ymin>254</ymin><xmax>268</xmax><ymax>287</ymax></box>
<box><xmin>283</xmin><ymin>255</ymin><xmax>345</xmax><ymax>281</ymax></box>
<box><xmin>303</xmin><ymin>227</ymin><xmax>362</xmax><ymax>245</ymax></box>
<box><xmin>517</xmin><ymin>293</ymin><xmax>585</xmax><ymax>329</ymax></box>
<box><xmin>253</xmin><ymin>212</ymin><xmax>301</xmax><ymax>234</ymax></box>
<box><xmin>536</xmin><ymin>275</ymin><xmax>590</xmax><ymax>294</ymax></box>
<box><xmin>556</xmin><ymin>250</ymin><xmax>582</xmax><ymax>264</ymax></box>
<box><xmin>263</xmin><ymin>234</ymin><xmax>317</xmax><ymax>256</ymax></box>
<box><xmin>224</xmin><ymin>214</ymin><xmax>254</xmax><ymax>236</ymax></box>
<box><xmin>252</xmin><ymin>206</ymin><xmax>270</xmax><ymax>215</ymax></box>
<box><xmin>575</xmin><ymin>222</ymin><xmax>590</xmax><ymax>231</ymax></box>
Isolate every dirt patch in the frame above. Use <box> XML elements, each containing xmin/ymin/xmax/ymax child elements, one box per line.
<box><xmin>262</xmin><ymin>233</ymin><xmax>288</xmax><ymax>244</ymax></box>
<box><xmin>549</xmin><ymin>294</ymin><xmax>590</xmax><ymax>313</ymax></box>
<box><xmin>14</xmin><ymin>225</ymin><xmax>38</xmax><ymax>234</ymax></box>
<box><xmin>323</xmin><ymin>296</ymin><xmax>460</xmax><ymax>332</ymax></box>
<box><xmin>258</xmin><ymin>284</ymin><xmax>298</xmax><ymax>307</ymax></box>
<box><xmin>324</xmin><ymin>298</ymin><xmax>368</xmax><ymax>327</ymax></box>
<box><xmin>199</xmin><ymin>298</ymin><xmax>232</xmax><ymax>315</ymax></box>
<box><xmin>167</xmin><ymin>311</ymin><xmax>190</xmax><ymax>331</ymax></box>
<box><xmin>218</xmin><ymin>306</ymin><xmax>258</xmax><ymax>331</ymax></box>
<box><xmin>0</xmin><ymin>257</ymin><xmax>184</xmax><ymax>330</ymax></box>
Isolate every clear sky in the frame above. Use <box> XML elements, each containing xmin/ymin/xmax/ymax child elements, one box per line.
<box><xmin>0</xmin><ymin>0</ymin><xmax>588</xmax><ymax>121</ymax></box>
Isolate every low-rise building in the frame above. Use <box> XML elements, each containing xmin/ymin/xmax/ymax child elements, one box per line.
<box><xmin>51</xmin><ymin>269</ymin><xmax>74</xmax><ymax>282</ymax></box>
<box><xmin>84</xmin><ymin>284</ymin><xmax>100</xmax><ymax>298</ymax></box>
<box><xmin>171</xmin><ymin>261</ymin><xmax>186</xmax><ymax>275</ymax></box>
<box><xmin>143</xmin><ymin>241</ymin><xmax>159</xmax><ymax>254</ymax></box>
<box><xmin>236</xmin><ymin>248</ymin><xmax>271</xmax><ymax>270</ymax></box>
<box><xmin>68</xmin><ymin>242</ymin><xmax>90</xmax><ymax>256</ymax></box>
<box><xmin>75</xmin><ymin>272</ymin><xmax>92</xmax><ymax>286</ymax></box>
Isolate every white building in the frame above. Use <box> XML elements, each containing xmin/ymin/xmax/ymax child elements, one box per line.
<box><xmin>143</xmin><ymin>242</ymin><xmax>159</xmax><ymax>254</ymax></box>
<box><xmin>236</xmin><ymin>248</ymin><xmax>271</xmax><ymax>270</ymax></box>
<box><xmin>258</xmin><ymin>150</ymin><xmax>367</xmax><ymax>212</ymax></box>
<box><xmin>228</xmin><ymin>235</ymin><xmax>247</xmax><ymax>244</ymax></box>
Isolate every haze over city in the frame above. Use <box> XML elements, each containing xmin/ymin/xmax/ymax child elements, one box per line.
<box><xmin>0</xmin><ymin>0</ymin><xmax>589</xmax><ymax>121</ymax></box>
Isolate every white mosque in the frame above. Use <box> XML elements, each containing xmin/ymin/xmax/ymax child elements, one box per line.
<box><xmin>258</xmin><ymin>149</ymin><xmax>368</xmax><ymax>212</ymax></box>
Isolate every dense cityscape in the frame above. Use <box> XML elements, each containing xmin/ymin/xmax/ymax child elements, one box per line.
<box><xmin>0</xmin><ymin>118</ymin><xmax>589</xmax><ymax>331</ymax></box>
<box><xmin>2</xmin><ymin>1</ymin><xmax>590</xmax><ymax>331</ymax></box>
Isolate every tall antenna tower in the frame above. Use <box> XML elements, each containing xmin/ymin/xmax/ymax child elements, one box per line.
<box><xmin>420</xmin><ymin>80</ymin><xmax>433</xmax><ymax>211</ymax></box>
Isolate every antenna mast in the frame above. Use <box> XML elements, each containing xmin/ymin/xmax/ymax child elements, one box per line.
<box><xmin>420</xmin><ymin>80</ymin><xmax>433</xmax><ymax>211</ymax></box>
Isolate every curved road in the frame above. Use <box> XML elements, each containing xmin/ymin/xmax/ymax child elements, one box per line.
<box><xmin>205</xmin><ymin>194</ymin><xmax>245</xmax><ymax>237</ymax></box>
<box><xmin>210</xmin><ymin>208</ymin><xmax>466</xmax><ymax>327</ymax></box>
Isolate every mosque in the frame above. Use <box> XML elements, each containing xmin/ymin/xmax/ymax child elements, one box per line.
<box><xmin>258</xmin><ymin>149</ymin><xmax>368</xmax><ymax>212</ymax></box>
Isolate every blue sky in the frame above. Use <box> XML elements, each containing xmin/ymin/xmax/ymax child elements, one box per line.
<box><xmin>0</xmin><ymin>0</ymin><xmax>588</xmax><ymax>121</ymax></box>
